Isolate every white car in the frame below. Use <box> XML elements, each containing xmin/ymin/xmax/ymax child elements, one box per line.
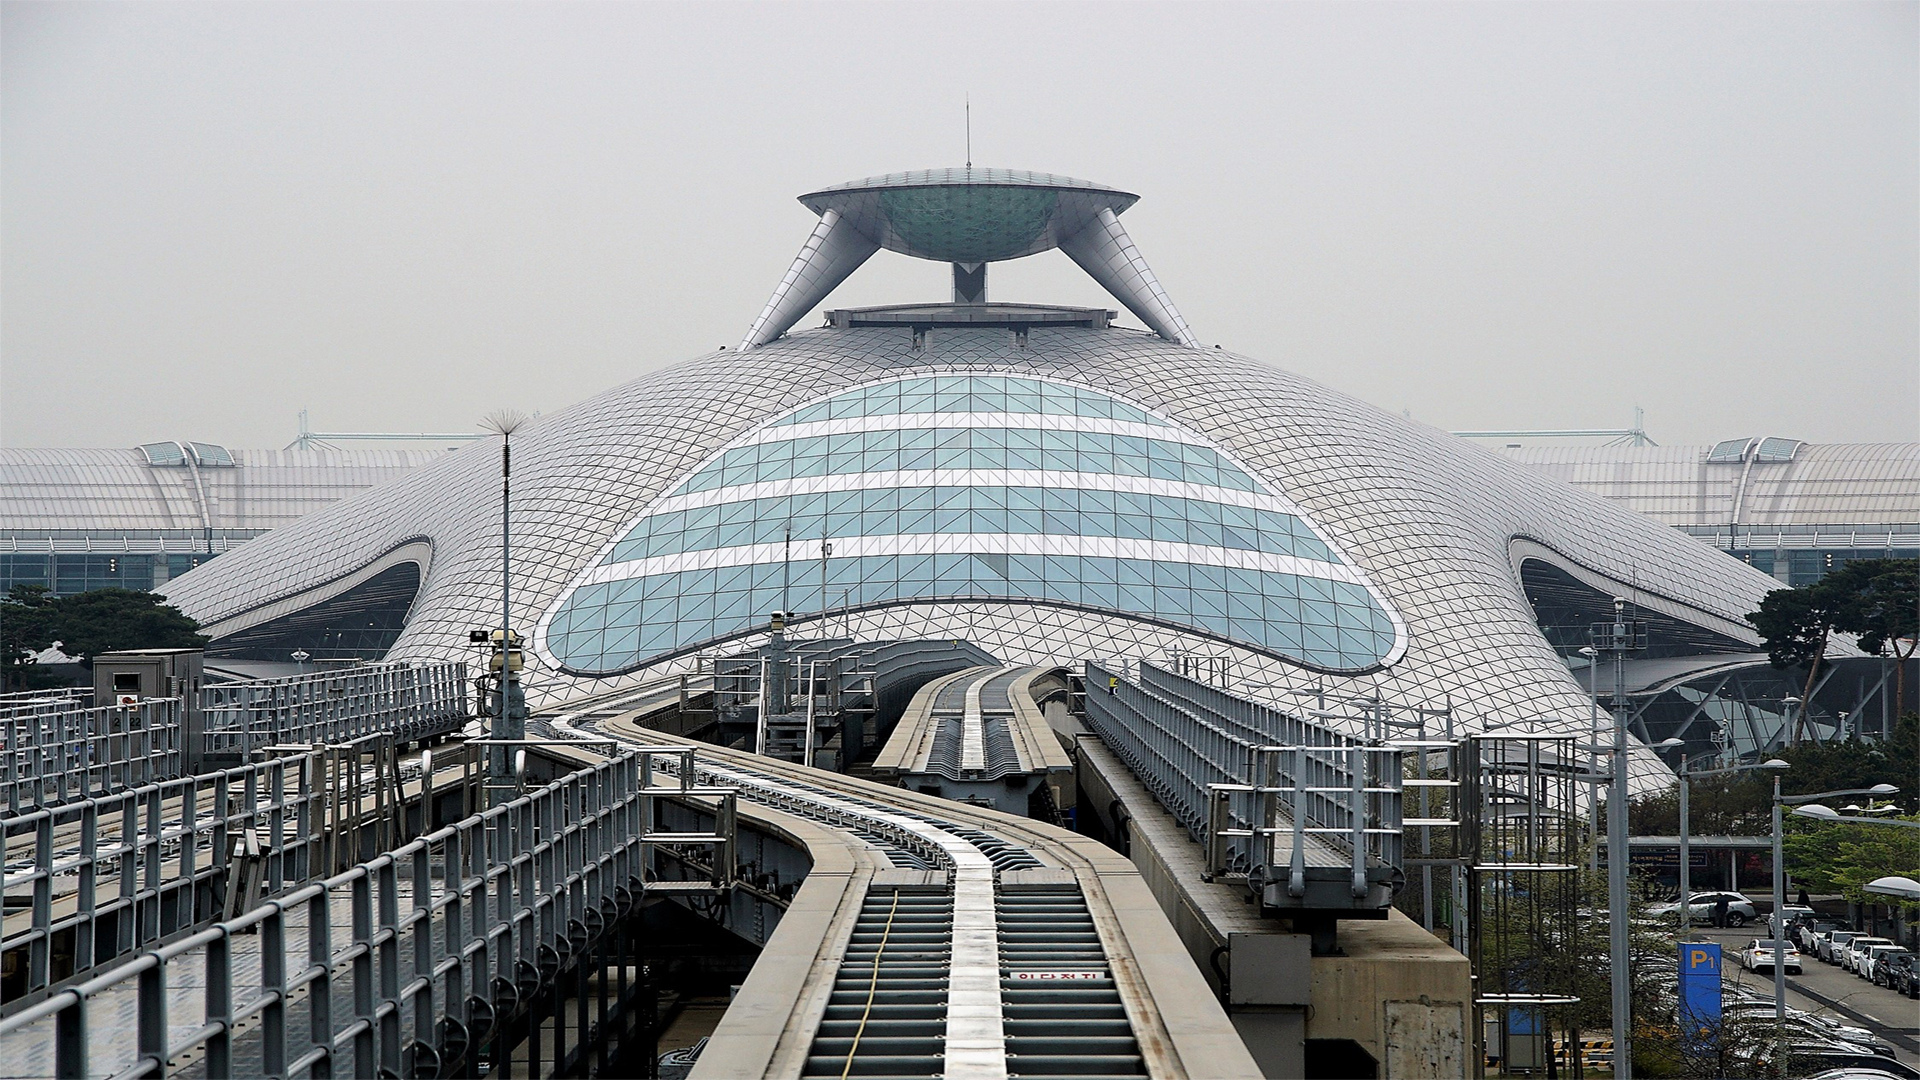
<box><xmin>1770</xmin><ymin>905</ymin><xmax>1816</xmax><ymax>938</ymax></box>
<box><xmin>1858</xmin><ymin>945</ymin><xmax>1911</xmax><ymax>983</ymax></box>
<box><xmin>1842</xmin><ymin>936</ymin><xmax>1893</xmax><ymax>974</ymax></box>
<box><xmin>1742</xmin><ymin>938</ymin><xmax>1803</xmax><ymax>975</ymax></box>
<box><xmin>1650</xmin><ymin>890</ymin><xmax>1756</xmax><ymax>926</ymax></box>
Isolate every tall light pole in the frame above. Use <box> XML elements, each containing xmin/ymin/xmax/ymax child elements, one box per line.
<box><xmin>1582</xmin><ymin>645</ymin><xmax>1601</xmax><ymax>872</ymax></box>
<box><xmin>482</xmin><ymin>411</ymin><xmax>527</xmax><ymax>803</ymax></box>
<box><xmin>1661</xmin><ymin>747</ymin><xmax>1788</xmax><ymax>939</ymax></box>
<box><xmin>1594</xmin><ymin>598</ymin><xmax>1643</xmax><ymax>1080</ymax></box>
<box><xmin>1769</xmin><ymin>782</ymin><xmax>1900</xmax><ymax>1031</ymax></box>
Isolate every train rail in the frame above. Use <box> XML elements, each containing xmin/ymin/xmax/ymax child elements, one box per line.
<box><xmin>869</xmin><ymin>666</ymin><xmax>1073</xmax><ymax>820</ymax></box>
<box><xmin>556</xmin><ymin>682</ymin><xmax>1257</xmax><ymax>1080</ymax></box>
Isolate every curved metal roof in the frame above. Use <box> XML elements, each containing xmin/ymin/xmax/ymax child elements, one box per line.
<box><xmin>803</xmin><ymin>168</ymin><xmax>1134</xmax><ymax>199</ymax></box>
<box><xmin>0</xmin><ymin>446</ymin><xmax>440</xmax><ymax>535</ymax></box>
<box><xmin>160</xmin><ymin>316</ymin><xmax>1787</xmax><ymax>791</ymax></box>
<box><xmin>1501</xmin><ymin>442</ymin><xmax>1920</xmax><ymax>529</ymax></box>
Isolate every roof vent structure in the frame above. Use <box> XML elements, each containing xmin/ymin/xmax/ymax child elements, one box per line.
<box><xmin>741</xmin><ymin>168</ymin><xmax>1198</xmax><ymax>350</ymax></box>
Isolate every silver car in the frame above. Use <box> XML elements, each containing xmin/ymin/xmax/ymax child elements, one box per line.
<box><xmin>1820</xmin><ymin>930</ymin><xmax>1864</xmax><ymax>963</ymax></box>
<box><xmin>1859</xmin><ymin>945</ymin><xmax>1911</xmax><ymax>983</ymax></box>
<box><xmin>1651</xmin><ymin>890</ymin><xmax>1757</xmax><ymax>926</ymax></box>
<box><xmin>1843</xmin><ymin>936</ymin><xmax>1893</xmax><ymax>974</ymax></box>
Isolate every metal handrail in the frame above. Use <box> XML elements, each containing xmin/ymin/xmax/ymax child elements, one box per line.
<box><xmin>0</xmin><ymin>698</ymin><xmax>183</xmax><ymax>814</ymax></box>
<box><xmin>0</xmin><ymin>689</ymin><xmax>95</xmax><ymax>717</ymax></box>
<box><xmin>201</xmin><ymin>662</ymin><xmax>468</xmax><ymax>755</ymax></box>
<box><xmin>2</xmin><ymin>749</ymin><xmax>324</xmax><ymax>1006</ymax></box>
<box><xmin>1085</xmin><ymin>660</ymin><xmax>1403</xmax><ymax>899</ymax></box>
<box><xmin>0</xmin><ymin>746</ymin><xmax>734</xmax><ymax>1079</ymax></box>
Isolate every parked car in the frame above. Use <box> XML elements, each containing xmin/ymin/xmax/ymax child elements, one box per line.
<box><xmin>1799</xmin><ymin>919</ymin><xmax>1843</xmax><ymax>952</ymax></box>
<box><xmin>1771</xmin><ymin>904</ymin><xmax>1817</xmax><ymax>938</ymax></box>
<box><xmin>1741</xmin><ymin>938</ymin><xmax>1804</xmax><ymax>974</ymax></box>
<box><xmin>1806</xmin><ymin>1069</ymin><xmax>1920</xmax><ymax>1080</ymax></box>
<box><xmin>1649</xmin><ymin>890</ymin><xmax>1756</xmax><ymax>926</ymax></box>
<box><xmin>1821</xmin><ymin>930</ymin><xmax>1865</xmax><ymax>963</ymax></box>
<box><xmin>1721</xmin><ymin>1000</ymin><xmax>1898</xmax><ymax>1058</ymax></box>
<box><xmin>1859</xmin><ymin>945</ymin><xmax>1912</xmax><ymax>984</ymax></box>
<box><xmin>1770</xmin><ymin>1045</ymin><xmax>1920</xmax><ymax>1080</ymax></box>
<box><xmin>1843</xmin><ymin>936</ymin><xmax>1894</xmax><ymax>974</ymax></box>
<box><xmin>1886</xmin><ymin>954</ymin><xmax>1920</xmax><ymax>999</ymax></box>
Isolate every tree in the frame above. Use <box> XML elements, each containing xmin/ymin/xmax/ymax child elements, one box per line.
<box><xmin>1830</xmin><ymin>558</ymin><xmax>1919</xmax><ymax>716</ymax></box>
<box><xmin>1783</xmin><ymin>813</ymin><xmax>1920</xmax><ymax>903</ymax></box>
<box><xmin>1629</xmin><ymin>713</ymin><xmax>1919</xmax><ymax>836</ymax></box>
<box><xmin>38</xmin><ymin>588</ymin><xmax>207</xmax><ymax>662</ymax></box>
<box><xmin>1748</xmin><ymin>577</ymin><xmax>1847</xmax><ymax>743</ymax></box>
<box><xmin>0</xmin><ymin>584</ymin><xmax>58</xmax><ymax>691</ymax></box>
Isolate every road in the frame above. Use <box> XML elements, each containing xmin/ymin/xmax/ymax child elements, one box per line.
<box><xmin>1692</xmin><ymin>925</ymin><xmax>1920</xmax><ymax>1068</ymax></box>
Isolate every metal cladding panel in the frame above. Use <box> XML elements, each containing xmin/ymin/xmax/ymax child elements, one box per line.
<box><xmin>0</xmin><ymin>446</ymin><xmax>440</xmax><ymax>534</ymax></box>
<box><xmin>161</xmin><ymin>323</ymin><xmax>1789</xmax><ymax>779</ymax></box>
<box><xmin>1504</xmin><ymin>443</ymin><xmax>1920</xmax><ymax>529</ymax></box>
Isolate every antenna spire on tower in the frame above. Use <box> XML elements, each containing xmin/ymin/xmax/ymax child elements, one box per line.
<box><xmin>965</xmin><ymin>95</ymin><xmax>971</xmax><ymax>169</ymax></box>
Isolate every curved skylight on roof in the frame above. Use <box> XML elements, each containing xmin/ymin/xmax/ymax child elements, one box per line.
<box><xmin>539</xmin><ymin>374</ymin><xmax>1403</xmax><ymax>677</ymax></box>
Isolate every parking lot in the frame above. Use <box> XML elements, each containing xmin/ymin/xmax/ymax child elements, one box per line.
<box><xmin>1693</xmin><ymin>925</ymin><xmax>1920</xmax><ymax>1068</ymax></box>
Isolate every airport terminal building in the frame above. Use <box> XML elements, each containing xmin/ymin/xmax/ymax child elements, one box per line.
<box><xmin>158</xmin><ymin>169</ymin><xmax>1888</xmax><ymax>769</ymax></box>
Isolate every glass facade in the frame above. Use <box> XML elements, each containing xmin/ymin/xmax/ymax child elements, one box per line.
<box><xmin>1734</xmin><ymin>547</ymin><xmax>1917</xmax><ymax>587</ymax></box>
<box><xmin>0</xmin><ymin>551</ymin><xmax>224</xmax><ymax>597</ymax></box>
<box><xmin>544</xmin><ymin>374</ymin><xmax>1401</xmax><ymax>676</ymax></box>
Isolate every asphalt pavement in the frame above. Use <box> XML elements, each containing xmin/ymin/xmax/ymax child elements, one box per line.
<box><xmin>1690</xmin><ymin>925</ymin><xmax>1920</xmax><ymax>1068</ymax></box>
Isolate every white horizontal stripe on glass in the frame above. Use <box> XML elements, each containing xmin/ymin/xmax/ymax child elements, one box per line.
<box><xmin>570</xmin><ymin>533</ymin><xmax>1369</xmax><ymax>589</ymax></box>
<box><xmin>743</xmin><ymin>411</ymin><xmax>1206</xmax><ymax>446</ymax></box>
<box><xmin>641</xmin><ymin>470</ymin><xmax>1307</xmax><ymax>518</ymax></box>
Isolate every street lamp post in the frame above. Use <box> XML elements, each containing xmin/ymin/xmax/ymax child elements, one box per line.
<box><xmin>1662</xmin><ymin>748</ymin><xmax>1788</xmax><ymax>940</ymax></box>
<box><xmin>1581</xmin><ymin>645</ymin><xmax>1601</xmax><ymax>872</ymax></box>
<box><xmin>1772</xmin><ymin>774</ymin><xmax>1786</xmax><ymax>1031</ymax></box>
<box><xmin>1596</xmin><ymin>599</ymin><xmax>1643</xmax><ymax>1080</ymax></box>
<box><xmin>1769</xmin><ymin>782</ymin><xmax>1902</xmax><ymax>1033</ymax></box>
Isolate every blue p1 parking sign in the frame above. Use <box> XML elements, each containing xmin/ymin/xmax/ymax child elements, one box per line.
<box><xmin>1678</xmin><ymin>942</ymin><xmax>1722</xmax><ymax>1055</ymax></box>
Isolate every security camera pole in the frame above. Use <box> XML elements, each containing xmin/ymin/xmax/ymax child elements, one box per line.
<box><xmin>1595</xmin><ymin>597</ymin><xmax>1644</xmax><ymax>1080</ymax></box>
<box><xmin>483</xmin><ymin>411</ymin><xmax>528</xmax><ymax>804</ymax></box>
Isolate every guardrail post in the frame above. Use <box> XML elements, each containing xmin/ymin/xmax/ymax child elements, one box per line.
<box><xmin>54</xmin><ymin>996</ymin><xmax>85</xmax><ymax>1080</ymax></box>
<box><xmin>1349</xmin><ymin>746</ymin><xmax>1368</xmax><ymax>899</ymax></box>
<box><xmin>136</xmin><ymin>959</ymin><xmax>166</xmax><ymax>1076</ymax></box>
<box><xmin>31</xmin><ymin>814</ymin><xmax>52</xmax><ymax>993</ymax></box>
<box><xmin>1289</xmin><ymin>748</ymin><xmax>1308</xmax><ymax>898</ymax></box>
<box><xmin>206</xmin><ymin>930</ymin><xmax>233</xmax><ymax>1078</ymax></box>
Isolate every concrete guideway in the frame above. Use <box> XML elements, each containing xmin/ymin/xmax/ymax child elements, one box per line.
<box><xmin>871</xmin><ymin>665</ymin><xmax>1075</xmax><ymax>817</ymax></box>
<box><xmin>572</xmin><ymin>699</ymin><xmax>1260</xmax><ymax>1080</ymax></box>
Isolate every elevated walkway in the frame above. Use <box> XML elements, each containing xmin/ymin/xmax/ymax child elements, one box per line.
<box><xmin>1083</xmin><ymin>661</ymin><xmax>1405</xmax><ymax>913</ymax></box>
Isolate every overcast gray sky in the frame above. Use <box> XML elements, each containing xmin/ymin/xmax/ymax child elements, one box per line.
<box><xmin>4</xmin><ymin>1</ymin><xmax>1914</xmax><ymax>450</ymax></box>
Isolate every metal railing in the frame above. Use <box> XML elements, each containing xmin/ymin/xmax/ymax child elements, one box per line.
<box><xmin>0</xmin><ymin>689</ymin><xmax>95</xmax><ymax>718</ymax></box>
<box><xmin>1</xmin><ymin>698</ymin><xmax>183</xmax><ymax>814</ymax></box>
<box><xmin>1084</xmin><ymin>660</ymin><xmax>1404</xmax><ymax>902</ymax></box>
<box><xmin>201</xmin><ymin>662</ymin><xmax>468</xmax><ymax>757</ymax></box>
<box><xmin>0</xmin><ymin>745</ymin><xmax>736</xmax><ymax>1080</ymax></box>
<box><xmin>2</xmin><ymin>748</ymin><xmax>325</xmax><ymax>1006</ymax></box>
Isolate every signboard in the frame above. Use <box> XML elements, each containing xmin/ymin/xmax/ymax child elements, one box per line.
<box><xmin>1678</xmin><ymin>942</ymin><xmax>1722</xmax><ymax>1056</ymax></box>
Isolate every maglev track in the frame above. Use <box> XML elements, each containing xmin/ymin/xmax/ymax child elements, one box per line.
<box><xmin>538</xmin><ymin>681</ymin><xmax>1209</xmax><ymax>1080</ymax></box>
